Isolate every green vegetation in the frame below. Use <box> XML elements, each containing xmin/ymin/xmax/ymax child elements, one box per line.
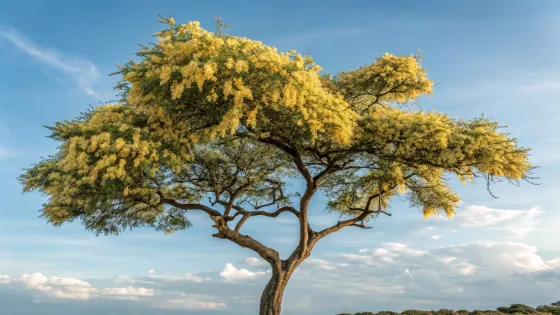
<box><xmin>338</xmin><ymin>302</ymin><xmax>560</xmax><ymax>315</ymax></box>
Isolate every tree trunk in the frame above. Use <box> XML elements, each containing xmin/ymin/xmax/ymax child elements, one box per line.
<box><xmin>259</xmin><ymin>269</ymin><xmax>291</xmax><ymax>315</ymax></box>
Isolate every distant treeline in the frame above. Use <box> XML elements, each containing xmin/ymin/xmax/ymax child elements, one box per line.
<box><xmin>337</xmin><ymin>301</ymin><xmax>560</xmax><ymax>315</ymax></box>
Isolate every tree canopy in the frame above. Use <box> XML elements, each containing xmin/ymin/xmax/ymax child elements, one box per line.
<box><xmin>20</xmin><ymin>17</ymin><xmax>534</xmax><ymax>315</ymax></box>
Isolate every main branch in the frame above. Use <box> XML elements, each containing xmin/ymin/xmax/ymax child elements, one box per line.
<box><xmin>252</xmin><ymin>135</ymin><xmax>316</xmax><ymax>259</ymax></box>
<box><xmin>161</xmin><ymin>199</ymin><xmax>222</xmax><ymax>217</ymax></box>
<box><xmin>162</xmin><ymin>198</ymin><xmax>283</xmax><ymax>270</ymax></box>
<box><xmin>212</xmin><ymin>220</ymin><xmax>283</xmax><ymax>271</ymax></box>
<box><xmin>310</xmin><ymin>183</ymin><xmax>398</xmax><ymax>247</ymax></box>
<box><xmin>225</xmin><ymin>205</ymin><xmax>299</xmax><ymax>232</ymax></box>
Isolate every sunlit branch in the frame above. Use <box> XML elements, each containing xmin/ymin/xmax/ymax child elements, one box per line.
<box><xmin>212</xmin><ymin>220</ymin><xmax>282</xmax><ymax>270</ymax></box>
<box><xmin>312</xmin><ymin>182</ymin><xmax>400</xmax><ymax>242</ymax></box>
<box><xmin>350</xmin><ymin>222</ymin><xmax>373</xmax><ymax>229</ymax></box>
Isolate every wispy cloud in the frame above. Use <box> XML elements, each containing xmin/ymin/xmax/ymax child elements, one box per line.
<box><xmin>0</xmin><ymin>27</ymin><xmax>105</xmax><ymax>97</ymax></box>
<box><xmin>440</xmin><ymin>70</ymin><xmax>560</xmax><ymax>104</ymax></box>
<box><xmin>154</xmin><ymin>293</ymin><xmax>228</xmax><ymax>310</ymax></box>
<box><xmin>100</xmin><ymin>286</ymin><xmax>154</xmax><ymax>300</ymax></box>
<box><xmin>455</xmin><ymin>205</ymin><xmax>543</xmax><ymax>238</ymax></box>
<box><xmin>241</xmin><ymin>257</ymin><xmax>268</xmax><ymax>267</ymax></box>
<box><xmin>147</xmin><ymin>271</ymin><xmax>209</xmax><ymax>283</ymax></box>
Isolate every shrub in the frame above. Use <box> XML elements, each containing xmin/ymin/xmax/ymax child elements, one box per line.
<box><xmin>402</xmin><ymin>310</ymin><xmax>434</xmax><ymax>315</ymax></box>
<box><xmin>497</xmin><ymin>304</ymin><xmax>537</xmax><ymax>314</ymax></box>
<box><xmin>433</xmin><ymin>309</ymin><xmax>455</xmax><ymax>315</ymax></box>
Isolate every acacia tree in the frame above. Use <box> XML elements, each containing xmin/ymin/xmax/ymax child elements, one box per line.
<box><xmin>20</xmin><ymin>18</ymin><xmax>534</xmax><ymax>315</ymax></box>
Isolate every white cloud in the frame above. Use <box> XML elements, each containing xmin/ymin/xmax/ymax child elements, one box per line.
<box><xmin>340</xmin><ymin>253</ymin><xmax>376</xmax><ymax>264</ymax></box>
<box><xmin>456</xmin><ymin>205</ymin><xmax>531</xmax><ymax>226</ymax></box>
<box><xmin>113</xmin><ymin>275</ymin><xmax>136</xmax><ymax>284</ymax></box>
<box><xmin>339</xmin><ymin>243</ymin><xmax>427</xmax><ymax>266</ymax></box>
<box><xmin>154</xmin><ymin>293</ymin><xmax>227</xmax><ymax>310</ymax></box>
<box><xmin>440</xmin><ymin>257</ymin><xmax>457</xmax><ymax>263</ymax></box>
<box><xmin>0</xmin><ymin>273</ymin><xmax>157</xmax><ymax>302</ymax></box>
<box><xmin>373</xmin><ymin>248</ymin><xmax>389</xmax><ymax>256</ymax></box>
<box><xmin>431</xmin><ymin>235</ymin><xmax>443</xmax><ymax>240</ymax></box>
<box><xmin>384</xmin><ymin>242</ymin><xmax>408</xmax><ymax>251</ymax></box>
<box><xmin>100</xmin><ymin>286</ymin><xmax>154</xmax><ymax>300</ymax></box>
<box><xmin>0</xmin><ymin>27</ymin><xmax>108</xmax><ymax>97</ymax></box>
<box><xmin>148</xmin><ymin>272</ymin><xmax>208</xmax><ymax>283</ymax></box>
<box><xmin>304</xmin><ymin>258</ymin><xmax>336</xmax><ymax>271</ymax></box>
<box><xmin>304</xmin><ymin>242</ymin><xmax>559</xmax><ymax>311</ymax></box>
<box><xmin>0</xmin><ymin>273</ymin><xmax>96</xmax><ymax>300</ymax></box>
<box><xmin>1</xmin><ymin>271</ymin><xmax>233</xmax><ymax>311</ymax></box>
<box><xmin>455</xmin><ymin>205</ymin><xmax>543</xmax><ymax>238</ymax></box>
<box><xmin>439</xmin><ymin>241</ymin><xmax>554</xmax><ymax>274</ymax></box>
<box><xmin>358</xmin><ymin>248</ymin><xmax>369</xmax><ymax>253</ymax></box>
<box><xmin>386</xmin><ymin>243</ymin><xmax>426</xmax><ymax>256</ymax></box>
<box><xmin>459</xmin><ymin>264</ymin><xmax>476</xmax><ymax>275</ymax></box>
<box><xmin>3</xmin><ymin>239</ymin><xmax>560</xmax><ymax>314</ymax></box>
<box><xmin>220</xmin><ymin>263</ymin><xmax>269</xmax><ymax>281</ymax></box>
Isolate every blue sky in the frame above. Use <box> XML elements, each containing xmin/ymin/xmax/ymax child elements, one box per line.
<box><xmin>1</xmin><ymin>0</ymin><xmax>560</xmax><ymax>314</ymax></box>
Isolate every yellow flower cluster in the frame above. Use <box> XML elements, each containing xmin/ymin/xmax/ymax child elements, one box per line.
<box><xmin>346</xmin><ymin>106</ymin><xmax>530</xmax><ymax>218</ymax></box>
<box><xmin>41</xmin><ymin>106</ymin><xmax>189</xmax><ymax>197</ymax></box>
<box><xmin>360</xmin><ymin>107</ymin><xmax>529</xmax><ymax>181</ymax></box>
<box><xmin>122</xmin><ymin>20</ymin><xmax>356</xmax><ymax>144</ymax></box>
<box><xmin>337</xmin><ymin>53</ymin><xmax>433</xmax><ymax>113</ymax></box>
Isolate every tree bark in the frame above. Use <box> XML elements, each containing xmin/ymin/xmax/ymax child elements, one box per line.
<box><xmin>259</xmin><ymin>268</ymin><xmax>292</xmax><ymax>315</ymax></box>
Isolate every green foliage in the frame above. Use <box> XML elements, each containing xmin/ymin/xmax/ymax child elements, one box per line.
<box><xmin>402</xmin><ymin>310</ymin><xmax>434</xmax><ymax>315</ymax></box>
<box><xmin>338</xmin><ymin>304</ymin><xmax>558</xmax><ymax>315</ymax></box>
<box><xmin>536</xmin><ymin>307</ymin><xmax>560</xmax><ymax>315</ymax></box>
<box><xmin>497</xmin><ymin>304</ymin><xmax>537</xmax><ymax>314</ymax></box>
<box><xmin>536</xmin><ymin>302</ymin><xmax>560</xmax><ymax>315</ymax></box>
